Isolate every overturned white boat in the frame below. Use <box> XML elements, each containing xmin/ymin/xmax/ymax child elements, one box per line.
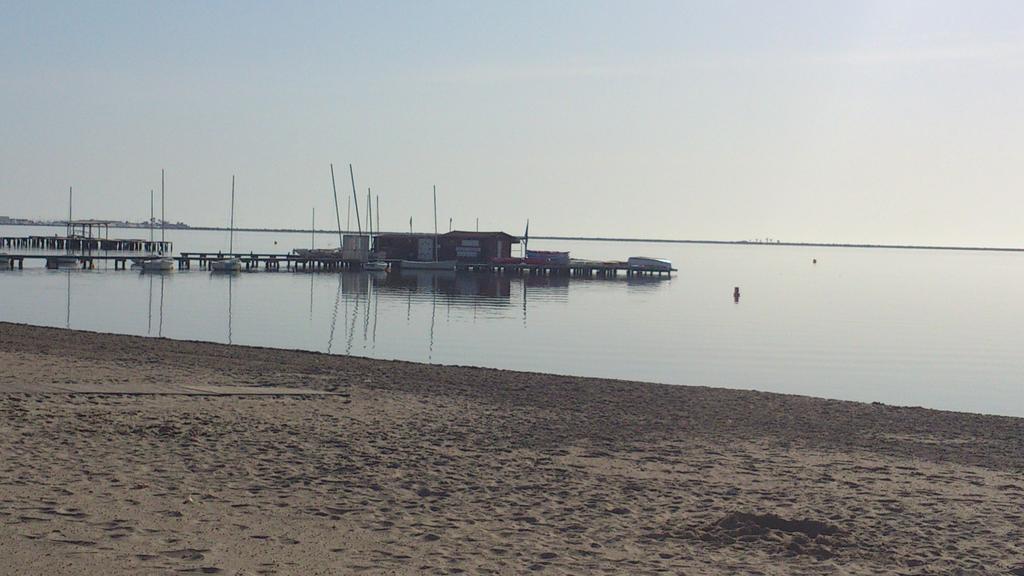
<box><xmin>627</xmin><ymin>257</ymin><xmax>673</xmax><ymax>272</ymax></box>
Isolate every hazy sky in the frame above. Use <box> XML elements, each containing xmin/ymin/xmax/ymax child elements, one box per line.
<box><xmin>2</xmin><ymin>1</ymin><xmax>1023</xmax><ymax>245</ymax></box>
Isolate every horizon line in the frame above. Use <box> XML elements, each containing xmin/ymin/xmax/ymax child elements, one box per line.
<box><xmin>2</xmin><ymin>220</ymin><xmax>1022</xmax><ymax>254</ymax></box>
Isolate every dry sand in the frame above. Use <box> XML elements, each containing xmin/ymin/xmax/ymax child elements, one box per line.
<box><xmin>1</xmin><ymin>321</ymin><xmax>1023</xmax><ymax>575</ymax></box>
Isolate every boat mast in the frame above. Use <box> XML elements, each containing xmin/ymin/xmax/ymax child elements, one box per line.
<box><xmin>150</xmin><ymin>189</ymin><xmax>154</xmax><ymax>244</ymax></box>
<box><xmin>432</xmin><ymin>185</ymin><xmax>438</xmax><ymax>262</ymax></box>
<box><xmin>330</xmin><ymin>163</ymin><xmax>343</xmax><ymax>248</ymax></box>
<box><xmin>376</xmin><ymin>195</ymin><xmax>380</xmax><ymax>234</ymax></box>
<box><xmin>348</xmin><ymin>164</ymin><xmax>361</xmax><ymax>235</ymax></box>
<box><xmin>161</xmin><ymin>169</ymin><xmax>166</xmax><ymax>249</ymax></box>
<box><xmin>524</xmin><ymin>219</ymin><xmax>529</xmax><ymax>256</ymax></box>
<box><xmin>311</xmin><ymin>207</ymin><xmax>315</xmax><ymax>250</ymax></box>
<box><xmin>229</xmin><ymin>175</ymin><xmax>235</xmax><ymax>254</ymax></box>
<box><xmin>67</xmin><ymin>186</ymin><xmax>72</xmax><ymax>244</ymax></box>
<box><xmin>366</xmin><ymin>188</ymin><xmax>373</xmax><ymax>259</ymax></box>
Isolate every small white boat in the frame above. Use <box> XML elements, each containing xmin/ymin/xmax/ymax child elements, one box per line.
<box><xmin>293</xmin><ymin>248</ymin><xmax>344</xmax><ymax>259</ymax></box>
<box><xmin>212</xmin><ymin>176</ymin><xmax>243</xmax><ymax>274</ymax></box>
<box><xmin>141</xmin><ymin>257</ymin><xmax>175</xmax><ymax>272</ymax></box>
<box><xmin>400</xmin><ymin>260</ymin><xmax>456</xmax><ymax>271</ymax></box>
<box><xmin>627</xmin><ymin>257</ymin><xmax>673</xmax><ymax>271</ymax></box>
<box><xmin>364</xmin><ymin>260</ymin><xmax>388</xmax><ymax>271</ymax></box>
<box><xmin>210</xmin><ymin>257</ymin><xmax>242</xmax><ymax>272</ymax></box>
<box><xmin>140</xmin><ymin>170</ymin><xmax>174</xmax><ymax>273</ymax></box>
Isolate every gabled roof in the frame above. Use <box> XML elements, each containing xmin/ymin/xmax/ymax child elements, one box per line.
<box><xmin>442</xmin><ymin>230</ymin><xmax>521</xmax><ymax>243</ymax></box>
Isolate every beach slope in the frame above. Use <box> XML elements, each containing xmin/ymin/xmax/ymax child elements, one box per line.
<box><xmin>1</xmin><ymin>322</ymin><xmax>1022</xmax><ymax>574</ymax></box>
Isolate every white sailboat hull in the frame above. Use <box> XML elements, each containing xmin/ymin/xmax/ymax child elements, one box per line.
<box><xmin>210</xmin><ymin>258</ymin><xmax>242</xmax><ymax>272</ymax></box>
<box><xmin>141</xmin><ymin>257</ymin><xmax>175</xmax><ymax>272</ymax></box>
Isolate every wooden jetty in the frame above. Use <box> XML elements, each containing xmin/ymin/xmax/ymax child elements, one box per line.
<box><xmin>462</xmin><ymin>259</ymin><xmax>674</xmax><ymax>278</ymax></box>
<box><xmin>1</xmin><ymin>252</ymin><xmax>674</xmax><ymax>278</ymax></box>
<box><xmin>0</xmin><ymin>235</ymin><xmax>172</xmax><ymax>254</ymax></box>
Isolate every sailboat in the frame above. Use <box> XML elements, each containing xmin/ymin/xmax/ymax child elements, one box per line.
<box><xmin>294</xmin><ymin>164</ymin><xmax>347</xmax><ymax>260</ymax></box>
<box><xmin>401</xmin><ymin>185</ymin><xmax>456</xmax><ymax>271</ymax></box>
<box><xmin>142</xmin><ymin>169</ymin><xmax>175</xmax><ymax>272</ymax></box>
<box><xmin>54</xmin><ymin>186</ymin><xmax>80</xmax><ymax>267</ymax></box>
<box><xmin>211</xmin><ymin>175</ymin><xmax>242</xmax><ymax>273</ymax></box>
<box><xmin>131</xmin><ymin>188</ymin><xmax>157</xmax><ymax>267</ymax></box>
<box><xmin>364</xmin><ymin>188</ymin><xmax>388</xmax><ymax>271</ymax></box>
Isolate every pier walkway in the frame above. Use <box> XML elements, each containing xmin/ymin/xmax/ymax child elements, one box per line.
<box><xmin>0</xmin><ymin>252</ymin><xmax>675</xmax><ymax>277</ymax></box>
<box><xmin>0</xmin><ymin>235</ymin><xmax>172</xmax><ymax>254</ymax></box>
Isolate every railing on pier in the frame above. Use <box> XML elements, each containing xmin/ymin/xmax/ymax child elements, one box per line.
<box><xmin>0</xmin><ymin>251</ymin><xmax>674</xmax><ymax>278</ymax></box>
<box><xmin>0</xmin><ymin>235</ymin><xmax>172</xmax><ymax>254</ymax></box>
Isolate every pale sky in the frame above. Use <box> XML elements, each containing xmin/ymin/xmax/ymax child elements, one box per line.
<box><xmin>2</xmin><ymin>1</ymin><xmax>1023</xmax><ymax>245</ymax></box>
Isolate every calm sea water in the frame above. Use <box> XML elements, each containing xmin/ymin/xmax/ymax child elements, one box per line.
<box><xmin>2</xmin><ymin>224</ymin><xmax>1022</xmax><ymax>417</ymax></box>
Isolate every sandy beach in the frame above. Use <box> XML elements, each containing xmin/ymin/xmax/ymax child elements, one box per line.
<box><xmin>1</xmin><ymin>321</ymin><xmax>1022</xmax><ymax>575</ymax></box>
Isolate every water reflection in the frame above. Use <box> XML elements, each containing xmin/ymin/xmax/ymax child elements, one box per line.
<box><xmin>8</xmin><ymin>234</ymin><xmax>1024</xmax><ymax>417</ymax></box>
<box><xmin>145</xmin><ymin>273</ymin><xmax>166</xmax><ymax>337</ymax></box>
<box><xmin>65</xmin><ymin>270</ymin><xmax>71</xmax><ymax>329</ymax></box>
<box><xmin>375</xmin><ymin>270</ymin><xmax>515</xmax><ymax>304</ymax></box>
<box><xmin>327</xmin><ymin>273</ymin><xmax>342</xmax><ymax>354</ymax></box>
<box><xmin>141</xmin><ymin>273</ymin><xmax>167</xmax><ymax>337</ymax></box>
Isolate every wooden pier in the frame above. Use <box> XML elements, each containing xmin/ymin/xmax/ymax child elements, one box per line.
<box><xmin>461</xmin><ymin>260</ymin><xmax>674</xmax><ymax>278</ymax></box>
<box><xmin>178</xmin><ymin>252</ymin><xmax>363</xmax><ymax>271</ymax></box>
<box><xmin>0</xmin><ymin>235</ymin><xmax>172</xmax><ymax>254</ymax></box>
<box><xmin>0</xmin><ymin>252</ymin><xmax>674</xmax><ymax>278</ymax></box>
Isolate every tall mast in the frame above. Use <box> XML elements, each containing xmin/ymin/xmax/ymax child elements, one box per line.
<box><xmin>229</xmin><ymin>175</ymin><xmax>235</xmax><ymax>253</ymax></box>
<box><xmin>432</xmin><ymin>185</ymin><xmax>438</xmax><ymax>262</ymax></box>
<box><xmin>67</xmin><ymin>186</ymin><xmax>72</xmax><ymax>241</ymax></box>
<box><xmin>311</xmin><ymin>207</ymin><xmax>315</xmax><ymax>250</ymax></box>
<box><xmin>161</xmin><ymin>169</ymin><xmax>165</xmax><ymax>247</ymax></box>
<box><xmin>367</xmin><ymin>188</ymin><xmax>372</xmax><ymax>237</ymax></box>
<box><xmin>330</xmin><ymin>163</ymin><xmax>343</xmax><ymax>247</ymax></box>
<box><xmin>349</xmin><ymin>164</ymin><xmax>361</xmax><ymax>235</ymax></box>
<box><xmin>150</xmin><ymin>189</ymin><xmax>154</xmax><ymax>243</ymax></box>
<box><xmin>376</xmin><ymin>195</ymin><xmax>380</xmax><ymax>234</ymax></box>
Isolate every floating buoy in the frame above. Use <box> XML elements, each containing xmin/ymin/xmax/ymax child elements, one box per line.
<box><xmin>813</xmin><ymin>258</ymin><xmax>817</xmax><ymax>264</ymax></box>
<box><xmin>733</xmin><ymin>286</ymin><xmax>740</xmax><ymax>302</ymax></box>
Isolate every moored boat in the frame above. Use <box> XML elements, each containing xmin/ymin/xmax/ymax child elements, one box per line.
<box><xmin>141</xmin><ymin>257</ymin><xmax>175</xmax><ymax>272</ymax></box>
<box><xmin>293</xmin><ymin>247</ymin><xmax>344</xmax><ymax>259</ymax></box>
<box><xmin>211</xmin><ymin>175</ymin><xmax>243</xmax><ymax>274</ymax></box>
<box><xmin>210</xmin><ymin>257</ymin><xmax>242</xmax><ymax>272</ymax></box>
<box><xmin>140</xmin><ymin>170</ymin><xmax>174</xmax><ymax>274</ymax></box>
<box><xmin>627</xmin><ymin>256</ymin><xmax>672</xmax><ymax>271</ymax></box>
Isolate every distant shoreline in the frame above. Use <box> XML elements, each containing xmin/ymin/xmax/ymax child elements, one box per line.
<box><xmin>2</xmin><ymin>220</ymin><xmax>1022</xmax><ymax>253</ymax></box>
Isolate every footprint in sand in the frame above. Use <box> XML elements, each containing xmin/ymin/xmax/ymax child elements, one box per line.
<box><xmin>160</xmin><ymin>548</ymin><xmax>209</xmax><ymax>561</ymax></box>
